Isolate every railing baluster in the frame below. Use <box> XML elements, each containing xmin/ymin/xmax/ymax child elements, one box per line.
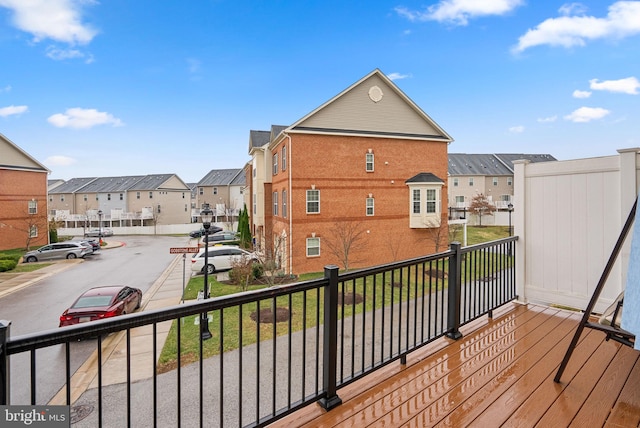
<box><xmin>319</xmin><ymin>265</ymin><xmax>341</xmax><ymax>410</ymax></box>
<box><xmin>447</xmin><ymin>242</ymin><xmax>462</xmax><ymax>339</ymax></box>
<box><xmin>0</xmin><ymin>320</ymin><xmax>9</xmax><ymax>405</ymax></box>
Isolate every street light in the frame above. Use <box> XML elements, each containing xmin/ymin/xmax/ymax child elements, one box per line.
<box><xmin>200</xmin><ymin>203</ymin><xmax>214</xmax><ymax>340</ymax></box>
<box><xmin>507</xmin><ymin>203</ymin><xmax>514</xmax><ymax>236</ymax></box>
<box><xmin>97</xmin><ymin>210</ymin><xmax>103</xmax><ymax>244</ymax></box>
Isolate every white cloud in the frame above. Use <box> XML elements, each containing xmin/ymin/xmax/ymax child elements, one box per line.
<box><xmin>573</xmin><ymin>90</ymin><xmax>592</xmax><ymax>98</ymax></box>
<box><xmin>564</xmin><ymin>106</ymin><xmax>610</xmax><ymax>122</ymax></box>
<box><xmin>589</xmin><ymin>77</ymin><xmax>640</xmax><ymax>94</ymax></box>
<box><xmin>47</xmin><ymin>108</ymin><xmax>123</xmax><ymax>129</ymax></box>
<box><xmin>537</xmin><ymin>116</ymin><xmax>558</xmax><ymax>123</ymax></box>
<box><xmin>0</xmin><ymin>85</ymin><xmax>11</xmax><ymax>93</ymax></box>
<box><xmin>45</xmin><ymin>45</ymin><xmax>90</xmax><ymax>62</ymax></box>
<box><xmin>387</xmin><ymin>72</ymin><xmax>412</xmax><ymax>81</ymax></box>
<box><xmin>45</xmin><ymin>155</ymin><xmax>76</xmax><ymax>166</ymax></box>
<box><xmin>559</xmin><ymin>3</ymin><xmax>589</xmax><ymax>16</ymax></box>
<box><xmin>0</xmin><ymin>0</ymin><xmax>98</xmax><ymax>45</ymax></box>
<box><xmin>508</xmin><ymin>125</ymin><xmax>525</xmax><ymax>133</ymax></box>
<box><xmin>0</xmin><ymin>105</ymin><xmax>28</xmax><ymax>117</ymax></box>
<box><xmin>513</xmin><ymin>1</ymin><xmax>640</xmax><ymax>53</ymax></box>
<box><xmin>395</xmin><ymin>0</ymin><xmax>524</xmax><ymax>26</ymax></box>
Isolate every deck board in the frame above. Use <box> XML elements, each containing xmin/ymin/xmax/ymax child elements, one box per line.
<box><xmin>270</xmin><ymin>303</ymin><xmax>640</xmax><ymax>428</ymax></box>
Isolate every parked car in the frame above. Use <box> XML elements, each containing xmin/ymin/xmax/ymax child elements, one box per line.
<box><xmin>199</xmin><ymin>231</ymin><xmax>240</xmax><ymax>247</ymax></box>
<box><xmin>189</xmin><ymin>226</ymin><xmax>223</xmax><ymax>238</ymax></box>
<box><xmin>85</xmin><ymin>228</ymin><xmax>113</xmax><ymax>237</ymax></box>
<box><xmin>59</xmin><ymin>285</ymin><xmax>142</xmax><ymax>327</ymax></box>
<box><xmin>23</xmin><ymin>242</ymin><xmax>93</xmax><ymax>262</ymax></box>
<box><xmin>71</xmin><ymin>239</ymin><xmax>100</xmax><ymax>253</ymax></box>
<box><xmin>191</xmin><ymin>245</ymin><xmax>259</xmax><ymax>275</ymax></box>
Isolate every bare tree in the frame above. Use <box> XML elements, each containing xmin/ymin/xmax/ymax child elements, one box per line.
<box><xmin>422</xmin><ymin>218</ymin><xmax>448</xmax><ymax>252</ymax></box>
<box><xmin>261</xmin><ymin>232</ymin><xmax>287</xmax><ymax>286</ymax></box>
<box><xmin>229</xmin><ymin>253</ymin><xmax>255</xmax><ymax>292</ymax></box>
<box><xmin>469</xmin><ymin>193</ymin><xmax>496</xmax><ymax>227</ymax></box>
<box><xmin>449</xmin><ymin>222</ymin><xmax>464</xmax><ymax>243</ymax></box>
<box><xmin>20</xmin><ymin>203</ymin><xmax>48</xmax><ymax>250</ymax></box>
<box><xmin>323</xmin><ymin>221</ymin><xmax>368</xmax><ymax>271</ymax></box>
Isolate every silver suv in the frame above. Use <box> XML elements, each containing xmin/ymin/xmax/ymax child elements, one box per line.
<box><xmin>23</xmin><ymin>242</ymin><xmax>92</xmax><ymax>262</ymax></box>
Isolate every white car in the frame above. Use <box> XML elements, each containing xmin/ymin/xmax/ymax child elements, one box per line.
<box><xmin>191</xmin><ymin>245</ymin><xmax>259</xmax><ymax>275</ymax></box>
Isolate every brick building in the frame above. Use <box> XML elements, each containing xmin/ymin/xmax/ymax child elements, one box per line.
<box><xmin>0</xmin><ymin>133</ymin><xmax>50</xmax><ymax>250</ymax></box>
<box><xmin>248</xmin><ymin>69</ymin><xmax>453</xmax><ymax>274</ymax></box>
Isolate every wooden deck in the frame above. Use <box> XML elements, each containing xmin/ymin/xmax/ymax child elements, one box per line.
<box><xmin>271</xmin><ymin>302</ymin><xmax>640</xmax><ymax>428</ymax></box>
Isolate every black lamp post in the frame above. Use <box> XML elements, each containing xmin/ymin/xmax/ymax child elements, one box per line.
<box><xmin>97</xmin><ymin>210</ymin><xmax>103</xmax><ymax>244</ymax></box>
<box><xmin>507</xmin><ymin>203</ymin><xmax>514</xmax><ymax>236</ymax></box>
<box><xmin>200</xmin><ymin>203</ymin><xmax>214</xmax><ymax>340</ymax></box>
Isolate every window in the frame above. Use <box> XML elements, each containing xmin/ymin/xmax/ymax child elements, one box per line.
<box><xmin>282</xmin><ymin>190</ymin><xmax>287</xmax><ymax>218</ymax></box>
<box><xmin>455</xmin><ymin>195</ymin><xmax>465</xmax><ymax>204</ymax></box>
<box><xmin>213</xmin><ymin>187</ymin><xmax>218</xmax><ymax>195</ymax></box>
<box><xmin>157</xmin><ymin>205</ymin><xmax>161</xmax><ymax>213</ymax></box>
<box><xmin>120</xmin><ymin>193</ymin><xmax>123</xmax><ymax>201</ymax></box>
<box><xmin>199</xmin><ymin>187</ymin><xmax>203</xmax><ymax>195</ymax></box>
<box><xmin>60</xmin><ymin>195</ymin><xmax>65</xmax><ymax>202</ymax></box>
<box><xmin>28</xmin><ymin>200</ymin><xmax>37</xmax><ymax>214</ymax></box>
<box><xmin>453</xmin><ymin>178</ymin><xmax>459</xmax><ymax>187</ymax></box>
<box><xmin>366</xmin><ymin>197</ymin><xmax>374</xmax><ymax>216</ymax></box>
<box><xmin>107</xmin><ymin>194</ymin><xmax>111</xmax><ymax>201</ymax></box>
<box><xmin>507</xmin><ymin>177</ymin><xmax>513</xmax><ymax>186</ymax></box>
<box><xmin>253</xmin><ymin>168</ymin><xmax>256</xmax><ymax>178</ymax></box>
<box><xmin>273</xmin><ymin>191</ymin><xmax>278</xmax><ymax>216</ymax></box>
<box><xmin>468</xmin><ymin>178</ymin><xmax>474</xmax><ymax>186</ymax></box>
<box><xmin>273</xmin><ymin>153</ymin><xmax>278</xmax><ymax>174</ymax></box>
<box><xmin>253</xmin><ymin>194</ymin><xmax>257</xmax><ymax>214</ymax></box>
<box><xmin>306</xmin><ymin>237</ymin><xmax>320</xmax><ymax>257</ymax></box>
<box><xmin>49</xmin><ymin>196</ymin><xmax>52</xmax><ymax>202</ymax></box>
<box><xmin>426</xmin><ymin>189</ymin><xmax>436</xmax><ymax>213</ymax></box>
<box><xmin>29</xmin><ymin>225</ymin><xmax>38</xmax><ymax>238</ymax></box>
<box><xmin>493</xmin><ymin>177</ymin><xmax>498</xmax><ymax>186</ymax></box>
<box><xmin>136</xmin><ymin>192</ymin><xmax>141</xmax><ymax>199</ymax></box>
<box><xmin>282</xmin><ymin>146</ymin><xmax>287</xmax><ymax>171</ymax></box>
<box><xmin>149</xmin><ymin>192</ymin><xmax>153</xmax><ymax>199</ymax></box>
<box><xmin>366</xmin><ymin>153</ymin><xmax>374</xmax><ymax>172</ymax></box>
<box><xmin>185</xmin><ymin>204</ymin><xmax>188</xmax><ymax>212</ymax></box>
<box><xmin>412</xmin><ymin>190</ymin><xmax>421</xmax><ymax>214</ymax></box>
<box><xmin>83</xmin><ymin>194</ymin><xmax>87</xmax><ymax>201</ymax></box>
<box><xmin>182</xmin><ymin>192</ymin><xmax>185</xmax><ymax>199</ymax></box>
<box><xmin>306</xmin><ymin>189</ymin><xmax>320</xmax><ymax>213</ymax></box>
<box><xmin>407</xmin><ymin>181</ymin><xmax>443</xmax><ymax>228</ymax></box>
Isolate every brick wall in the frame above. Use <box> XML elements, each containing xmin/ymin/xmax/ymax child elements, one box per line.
<box><xmin>269</xmin><ymin>134</ymin><xmax>449</xmax><ymax>274</ymax></box>
<box><xmin>0</xmin><ymin>169</ymin><xmax>49</xmax><ymax>250</ymax></box>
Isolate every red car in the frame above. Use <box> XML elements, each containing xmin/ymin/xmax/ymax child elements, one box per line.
<box><xmin>59</xmin><ymin>286</ymin><xmax>142</xmax><ymax>327</ymax></box>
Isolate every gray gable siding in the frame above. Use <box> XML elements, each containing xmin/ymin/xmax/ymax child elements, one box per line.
<box><xmin>291</xmin><ymin>70</ymin><xmax>451</xmax><ymax>141</ymax></box>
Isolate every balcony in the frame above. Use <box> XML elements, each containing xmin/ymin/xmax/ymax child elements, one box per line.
<box><xmin>2</xmin><ymin>236</ymin><xmax>638</xmax><ymax>427</ymax></box>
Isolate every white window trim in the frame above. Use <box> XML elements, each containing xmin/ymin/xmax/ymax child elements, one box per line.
<box><xmin>306</xmin><ymin>189</ymin><xmax>320</xmax><ymax>214</ymax></box>
<box><xmin>28</xmin><ymin>200</ymin><xmax>37</xmax><ymax>215</ymax></box>
<box><xmin>407</xmin><ymin>183</ymin><xmax>443</xmax><ymax>228</ymax></box>
<box><xmin>366</xmin><ymin>197</ymin><xmax>374</xmax><ymax>216</ymax></box>
<box><xmin>306</xmin><ymin>237</ymin><xmax>320</xmax><ymax>257</ymax></box>
<box><xmin>366</xmin><ymin>153</ymin><xmax>374</xmax><ymax>172</ymax></box>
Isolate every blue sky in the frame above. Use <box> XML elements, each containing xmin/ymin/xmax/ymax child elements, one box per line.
<box><xmin>1</xmin><ymin>1</ymin><xmax>639</xmax><ymax>183</ymax></box>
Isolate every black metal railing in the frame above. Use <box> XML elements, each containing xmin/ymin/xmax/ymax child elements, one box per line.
<box><xmin>1</xmin><ymin>237</ymin><xmax>517</xmax><ymax>427</ymax></box>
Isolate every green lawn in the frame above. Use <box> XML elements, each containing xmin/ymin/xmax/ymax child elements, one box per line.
<box><xmin>158</xmin><ymin>227</ymin><xmax>514</xmax><ymax>371</ymax></box>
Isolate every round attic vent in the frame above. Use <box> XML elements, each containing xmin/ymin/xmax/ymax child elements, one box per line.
<box><xmin>368</xmin><ymin>85</ymin><xmax>383</xmax><ymax>102</ymax></box>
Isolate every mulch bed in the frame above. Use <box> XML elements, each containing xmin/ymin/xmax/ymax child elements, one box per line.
<box><xmin>250</xmin><ymin>307</ymin><xmax>291</xmax><ymax>323</ymax></box>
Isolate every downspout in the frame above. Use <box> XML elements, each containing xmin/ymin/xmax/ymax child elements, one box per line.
<box><xmin>285</xmin><ymin>133</ymin><xmax>293</xmax><ymax>275</ymax></box>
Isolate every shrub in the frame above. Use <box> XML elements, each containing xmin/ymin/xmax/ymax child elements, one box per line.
<box><xmin>252</xmin><ymin>263</ymin><xmax>264</xmax><ymax>279</ymax></box>
<box><xmin>0</xmin><ymin>259</ymin><xmax>18</xmax><ymax>272</ymax></box>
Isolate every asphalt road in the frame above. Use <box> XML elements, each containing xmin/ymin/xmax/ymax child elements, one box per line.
<box><xmin>2</xmin><ymin>234</ymin><xmax>191</xmax><ymax>405</ymax></box>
